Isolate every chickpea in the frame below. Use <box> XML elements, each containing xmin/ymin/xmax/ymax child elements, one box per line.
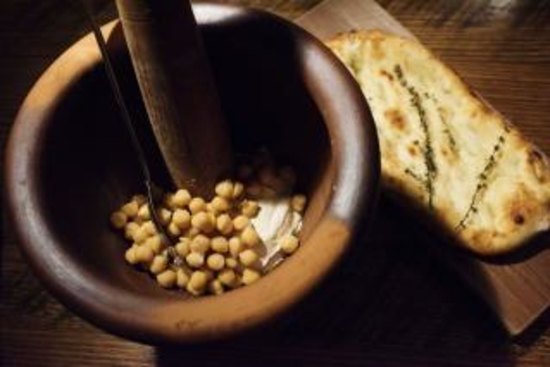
<box><xmin>163</xmin><ymin>193</ymin><xmax>175</xmax><ymax>209</ymax></box>
<box><xmin>132</xmin><ymin>194</ymin><xmax>147</xmax><ymax>206</ymax></box>
<box><xmin>215</xmin><ymin>180</ymin><xmax>234</xmax><ymax>200</ymax></box>
<box><xmin>167</xmin><ymin>222</ymin><xmax>182</xmax><ymax>237</ymax></box>
<box><xmin>124</xmin><ymin>222</ymin><xmax>140</xmax><ymax>240</ymax></box>
<box><xmin>185</xmin><ymin>227</ymin><xmax>200</xmax><ymax>238</ymax></box>
<box><xmin>172</xmin><ymin>209</ymin><xmax>191</xmax><ymax>230</ymax></box>
<box><xmin>216</xmin><ymin>214</ymin><xmax>233</xmax><ymax>235</ymax></box>
<box><xmin>239</xmin><ymin>249</ymin><xmax>259</xmax><ymax>267</ymax></box>
<box><xmin>110</xmin><ymin>211</ymin><xmax>127</xmax><ymax>229</ymax></box>
<box><xmin>242</xmin><ymin>268</ymin><xmax>261</xmax><ymax>285</ymax></box>
<box><xmin>124</xmin><ymin>245</ymin><xmax>139</xmax><ymax>265</ymax></box>
<box><xmin>190</xmin><ymin>234</ymin><xmax>210</xmax><ymax>253</ymax></box>
<box><xmin>189</xmin><ymin>197</ymin><xmax>206</xmax><ymax>214</ymax></box>
<box><xmin>121</xmin><ymin>201</ymin><xmax>139</xmax><ymax>218</ymax></box>
<box><xmin>157</xmin><ymin>208</ymin><xmax>172</xmax><ymax>226</ymax></box>
<box><xmin>211</xmin><ymin>236</ymin><xmax>229</xmax><ymax>254</ymax></box>
<box><xmin>232</xmin><ymin>182</ymin><xmax>244</xmax><ymax>199</ymax></box>
<box><xmin>218</xmin><ymin>269</ymin><xmax>238</xmax><ymax>287</ymax></box>
<box><xmin>133</xmin><ymin>226</ymin><xmax>150</xmax><ymax>244</ymax></box>
<box><xmin>173</xmin><ymin>189</ymin><xmax>191</xmax><ymax>208</ymax></box>
<box><xmin>141</xmin><ymin>221</ymin><xmax>157</xmax><ymax>236</ymax></box>
<box><xmin>207</xmin><ymin>212</ymin><xmax>217</xmax><ymax>227</ymax></box>
<box><xmin>245</xmin><ymin>182</ymin><xmax>263</xmax><ymax>198</ymax></box>
<box><xmin>191</xmin><ymin>212</ymin><xmax>215</xmax><ymax>233</ymax></box>
<box><xmin>241</xmin><ymin>200</ymin><xmax>260</xmax><ymax>217</ymax></box>
<box><xmin>225</xmin><ymin>257</ymin><xmax>238</xmax><ymax>269</ymax></box>
<box><xmin>232</xmin><ymin>215</ymin><xmax>249</xmax><ymax>232</ymax></box>
<box><xmin>157</xmin><ymin>269</ymin><xmax>177</xmax><ymax>288</ymax></box>
<box><xmin>176</xmin><ymin>268</ymin><xmax>190</xmax><ymax>288</ymax></box>
<box><xmin>135</xmin><ymin>245</ymin><xmax>154</xmax><ymax>264</ymax></box>
<box><xmin>257</xmin><ymin>166</ymin><xmax>275</xmax><ymax>184</ymax></box>
<box><xmin>206</xmin><ymin>202</ymin><xmax>216</xmax><ymax>214</ymax></box>
<box><xmin>187</xmin><ymin>271</ymin><xmax>208</xmax><ymax>296</ymax></box>
<box><xmin>211</xmin><ymin>196</ymin><xmax>230</xmax><ymax>213</ymax></box>
<box><xmin>229</xmin><ymin>237</ymin><xmax>244</xmax><ymax>257</ymax></box>
<box><xmin>241</xmin><ymin>226</ymin><xmax>260</xmax><ymax>247</ymax></box>
<box><xmin>145</xmin><ymin>235</ymin><xmax>165</xmax><ymax>254</ymax></box>
<box><xmin>258</xmin><ymin>166</ymin><xmax>285</xmax><ymax>192</ymax></box>
<box><xmin>291</xmin><ymin>194</ymin><xmax>307</xmax><ymax>213</ymax></box>
<box><xmin>175</xmin><ymin>238</ymin><xmax>191</xmax><ymax>257</ymax></box>
<box><xmin>206</xmin><ymin>253</ymin><xmax>225</xmax><ymax>271</ymax></box>
<box><xmin>150</xmin><ymin>255</ymin><xmax>168</xmax><ymax>274</ymax></box>
<box><xmin>208</xmin><ymin>279</ymin><xmax>225</xmax><ymax>295</ymax></box>
<box><xmin>280</xmin><ymin>234</ymin><xmax>299</xmax><ymax>255</ymax></box>
<box><xmin>137</xmin><ymin>204</ymin><xmax>151</xmax><ymax>221</ymax></box>
<box><xmin>186</xmin><ymin>252</ymin><xmax>205</xmax><ymax>268</ymax></box>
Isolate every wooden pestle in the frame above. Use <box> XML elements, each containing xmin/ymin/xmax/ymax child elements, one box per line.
<box><xmin>115</xmin><ymin>0</ymin><xmax>232</xmax><ymax>197</ymax></box>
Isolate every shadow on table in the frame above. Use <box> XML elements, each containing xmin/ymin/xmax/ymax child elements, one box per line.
<box><xmin>155</xmin><ymin>197</ymin><xmax>521</xmax><ymax>367</ymax></box>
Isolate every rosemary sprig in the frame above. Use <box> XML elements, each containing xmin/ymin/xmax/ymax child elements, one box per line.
<box><xmin>455</xmin><ymin>133</ymin><xmax>507</xmax><ymax>231</ymax></box>
<box><xmin>425</xmin><ymin>93</ymin><xmax>458</xmax><ymax>156</ymax></box>
<box><xmin>442</xmin><ymin>125</ymin><xmax>458</xmax><ymax>154</ymax></box>
<box><xmin>437</xmin><ymin>108</ymin><xmax>458</xmax><ymax>154</ymax></box>
<box><xmin>404</xmin><ymin>167</ymin><xmax>425</xmax><ymax>186</ymax></box>
<box><xmin>394</xmin><ymin>65</ymin><xmax>437</xmax><ymax>209</ymax></box>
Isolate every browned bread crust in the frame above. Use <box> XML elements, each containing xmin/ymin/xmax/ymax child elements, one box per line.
<box><xmin>327</xmin><ymin>30</ymin><xmax>550</xmax><ymax>255</ymax></box>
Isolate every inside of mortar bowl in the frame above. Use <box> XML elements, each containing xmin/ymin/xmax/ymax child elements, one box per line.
<box><xmin>6</xmin><ymin>4</ymin><xmax>378</xmax><ymax>343</ymax></box>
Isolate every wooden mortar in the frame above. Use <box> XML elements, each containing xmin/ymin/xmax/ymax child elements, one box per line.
<box><xmin>5</xmin><ymin>4</ymin><xmax>379</xmax><ymax>343</ymax></box>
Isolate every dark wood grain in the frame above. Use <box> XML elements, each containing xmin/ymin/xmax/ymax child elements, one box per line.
<box><xmin>1</xmin><ymin>0</ymin><xmax>550</xmax><ymax>366</ymax></box>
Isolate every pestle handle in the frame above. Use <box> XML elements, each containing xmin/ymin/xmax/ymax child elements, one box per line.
<box><xmin>115</xmin><ymin>0</ymin><xmax>232</xmax><ymax>196</ymax></box>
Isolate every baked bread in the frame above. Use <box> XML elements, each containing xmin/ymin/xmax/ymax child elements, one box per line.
<box><xmin>326</xmin><ymin>30</ymin><xmax>550</xmax><ymax>255</ymax></box>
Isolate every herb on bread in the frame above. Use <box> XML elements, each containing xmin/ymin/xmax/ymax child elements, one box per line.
<box><xmin>394</xmin><ymin>64</ymin><xmax>437</xmax><ymax>209</ymax></box>
<box><xmin>455</xmin><ymin>132</ymin><xmax>508</xmax><ymax>231</ymax></box>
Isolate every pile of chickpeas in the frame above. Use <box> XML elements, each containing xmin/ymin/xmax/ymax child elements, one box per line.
<box><xmin>110</xmin><ymin>165</ymin><xmax>306</xmax><ymax>296</ymax></box>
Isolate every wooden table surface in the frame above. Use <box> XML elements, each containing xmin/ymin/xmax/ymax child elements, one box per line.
<box><xmin>1</xmin><ymin>0</ymin><xmax>549</xmax><ymax>366</ymax></box>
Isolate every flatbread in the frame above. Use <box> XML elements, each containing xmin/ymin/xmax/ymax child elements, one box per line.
<box><xmin>326</xmin><ymin>30</ymin><xmax>550</xmax><ymax>255</ymax></box>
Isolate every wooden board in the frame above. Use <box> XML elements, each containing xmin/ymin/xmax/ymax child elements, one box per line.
<box><xmin>296</xmin><ymin>0</ymin><xmax>550</xmax><ymax>336</ymax></box>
